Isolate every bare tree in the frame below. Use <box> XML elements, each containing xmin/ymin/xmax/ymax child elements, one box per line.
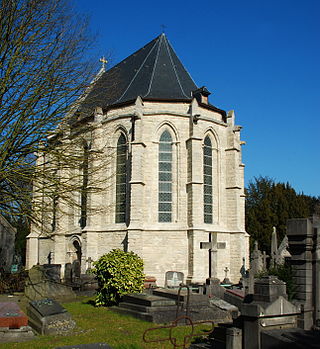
<box><xmin>0</xmin><ymin>0</ymin><xmax>101</xmax><ymax>222</ymax></box>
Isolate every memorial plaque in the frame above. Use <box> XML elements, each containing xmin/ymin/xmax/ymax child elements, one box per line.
<box><xmin>0</xmin><ymin>302</ymin><xmax>28</xmax><ymax>328</ymax></box>
<box><xmin>30</xmin><ymin>298</ymin><xmax>66</xmax><ymax>317</ymax></box>
<box><xmin>165</xmin><ymin>271</ymin><xmax>184</xmax><ymax>288</ymax></box>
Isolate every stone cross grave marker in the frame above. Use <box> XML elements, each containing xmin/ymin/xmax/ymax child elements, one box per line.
<box><xmin>165</xmin><ymin>271</ymin><xmax>184</xmax><ymax>288</ymax></box>
<box><xmin>223</xmin><ymin>266</ymin><xmax>231</xmax><ymax>284</ymax></box>
<box><xmin>86</xmin><ymin>257</ymin><xmax>93</xmax><ymax>271</ymax></box>
<box><xmin>200</xmin><ymin>234</ymin><xmax>226</xmax><ymax>279</ymax></box>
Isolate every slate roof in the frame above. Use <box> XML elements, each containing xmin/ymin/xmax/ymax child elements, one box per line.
<box><xmin>81</xmin><ymin>34</ymin><xmax>198</xmax><ymax>112</ymax></box>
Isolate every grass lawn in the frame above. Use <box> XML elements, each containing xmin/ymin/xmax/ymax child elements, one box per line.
<box><xmin>0</xmin><ymin>297</ymin><xmax>211</xmax><ymax>349</ymax></box>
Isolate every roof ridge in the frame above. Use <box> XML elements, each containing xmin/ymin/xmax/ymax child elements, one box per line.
<box><xmin>166</xmin><ymin>37</ymin><xmax>198</xmax><ymax>91</ymax></box>
<box><xmin>164</xmin><ymin>36</ymin><xmax>190</xmax><ymax>99</ymax></box>
<box><xmin>114</xmin><ymin>37</ymin><xmax>159</xmax><ymax>104</ymax></box>
<box><xmin>144</xmin><ymin>35</ymin><xmax>162</xmax><ymax>97</ymax></box>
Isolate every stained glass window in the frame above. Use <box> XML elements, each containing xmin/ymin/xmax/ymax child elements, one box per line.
<box><xmin>204</xmin><ymin>136</ymin><xmax>213</xmax><ymax>223</ymax></box>
<box><xmin>115</xmin><ymin>134</ymin><xmax>127</xmax><ymax>223</ymax></box>
<box><xmin>159</xmin><ymin>130</ymin><xmax>172</xmax><ymax>222</ymax></box>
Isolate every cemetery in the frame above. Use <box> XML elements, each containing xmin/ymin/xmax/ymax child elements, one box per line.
<box><xmin>0</xmin><ymin>216</ymin><xmax>319</xmax><ymax>348</ymax></box>
<box><xmin>1</xmin><ymin>0</ymin><xmax>319</xmax><ymax>348</ymax></box>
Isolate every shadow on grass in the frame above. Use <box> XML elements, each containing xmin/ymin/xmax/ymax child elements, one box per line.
<box><xmin>83</xmin><ymin>298</ymin><xmax>96</xmax><ymax>306</ymax></box>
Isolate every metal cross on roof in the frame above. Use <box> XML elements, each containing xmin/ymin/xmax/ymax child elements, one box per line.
<box><xmin>99</xmin><ymin>56</ymin><xmax>108</xmax><ymax>70</ymax></box>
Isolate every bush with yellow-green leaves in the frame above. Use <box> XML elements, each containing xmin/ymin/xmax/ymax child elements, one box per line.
<box><xmin>93</xmin><ymin>249</ymin><xmax>145</xmax><ymax>306</ymax></box>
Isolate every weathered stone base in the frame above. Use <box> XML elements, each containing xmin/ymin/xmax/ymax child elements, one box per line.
<box><xmin>0</xmin><ymin>326</ymin><xmax>35</xmax><ymax>343</ymax></box>
<box><xmin>114</xmin><ymin>290</ymin><xmax>235</xmax><ymax>324</ymax></box>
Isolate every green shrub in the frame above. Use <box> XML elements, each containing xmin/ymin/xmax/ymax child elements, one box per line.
<box><xmin>93</xmin><ymin>249</ymin><xmax>145</xmax><ymax>306</ymax></box>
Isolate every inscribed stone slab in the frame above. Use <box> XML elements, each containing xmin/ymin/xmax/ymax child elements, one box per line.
<box><xmin>0</xmin><ymin>303</ymin><xmax>28</xmax><ymax>328</ymax></box>
<box><xmin>30</xmin><ymin>298</ymin><xmax>66</xmax><ymax>317</ymax></box>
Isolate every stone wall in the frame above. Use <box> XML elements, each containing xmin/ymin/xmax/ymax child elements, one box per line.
<box><xmin>26</xmin><ymin>98</ymin><xmax>248</xmax><ymax>286</ymax></box>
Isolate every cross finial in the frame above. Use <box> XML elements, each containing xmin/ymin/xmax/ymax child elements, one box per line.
<box><xmin>160</xmin><ymin>24</ymin><xmax>167</xmax><ymax>33</ymax></box>
<box><xmin>99</xmin><ymin>56</ymin><xmax>108</xmax><ymax>71</ymax></box>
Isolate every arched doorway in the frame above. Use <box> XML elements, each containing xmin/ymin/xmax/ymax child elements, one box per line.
<box><xmin>66</xmin><ymin>236</ymin><xmax>82</xmax><ymax>281</ymax></box>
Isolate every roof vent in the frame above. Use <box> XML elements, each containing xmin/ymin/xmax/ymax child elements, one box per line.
<box><xmin>192</xmin><ymin>86</ymin><xmax>211</xmax><ymax>105</ymax></box>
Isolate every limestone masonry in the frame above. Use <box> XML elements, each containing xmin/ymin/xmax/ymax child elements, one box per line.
<box><xmin>26</xmin><ymin>34</ymin><xmax>249</xmax><ymax>286</ymax></box>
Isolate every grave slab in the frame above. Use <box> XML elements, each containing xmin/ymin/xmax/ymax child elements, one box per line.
<box><xmin>0</xmin><ymin>325</ymin><xmax>35</xmax><ymax>343</ymax></box>
<box><xmin>55</xmin><ymin>344</ymin><xmax>112</xmax><ymax>349</ymax></box>
<box><xmin>27</xmin><ymin>298</ymin><xmax>75</xmax><ymax>335</ymax></box>
<box><xmin>0</xmin><ymin>302</ymin><xmax>28</xmax><ymax>329</ymax></box>
<box><xmin>30</xmin><ymin>298</ymin><xmax>66</xmax><ymax>317</ymax></box>
<box><xmin>123</xmin><ymin>293</ymin><xmax>176</xmax><ymax>307</ymax></box>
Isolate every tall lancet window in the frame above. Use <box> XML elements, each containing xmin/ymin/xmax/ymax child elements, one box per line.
<box><xmin>115</xmin><ymin>133</ymin><xmax>128</xmax><ymax>223</ymax></box>
<box><xmin>80</xmin><ymin>141</ymin><xmax>89</xmax><ymax>229</ymax></box>
<box><xmin>203</xmin><ymin>136</ymin><xmax>213</xmax><ymax>223</ymax></box>
<box><xmin>159</xmin><ymin>130</ymin><xmax>173</xmax><ymax>222</ymax></box>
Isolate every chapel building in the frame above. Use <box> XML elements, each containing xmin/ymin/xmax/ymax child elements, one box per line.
<box><xmin>26</xmin><ymin>34</ymin><xmax>249</xmax><ymax>286</ymax></box>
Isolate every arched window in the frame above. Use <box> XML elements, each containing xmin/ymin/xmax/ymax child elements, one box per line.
<box><xmin>115</xmin><ymin>134</ymin><xmax>127</xmax><ymax>223</ymax></box>
<box><xmin>203</xmin><ymin>135</ymin><xmax>213</xmax><ymax>223</ymax></box>
<box><xmin>159</xmin><ymin>130</ymin><xmax>172</xmax><ymax>222</ymax></box>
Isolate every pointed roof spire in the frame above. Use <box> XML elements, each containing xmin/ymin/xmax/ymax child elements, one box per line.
<box><xmin>82</xmin><ymin>34</ymin><xmax>198</xmax><ymax>110</ymax></box>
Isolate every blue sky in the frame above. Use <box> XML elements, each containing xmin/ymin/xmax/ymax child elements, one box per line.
<box><xmin>75</xmin><ymin>0</ymin><xmax>320</xmax><ymax>197</ymax></box>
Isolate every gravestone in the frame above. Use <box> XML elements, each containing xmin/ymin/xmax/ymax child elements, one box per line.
<box><xmin>165</xmin><ymin>271</ymin><xmax>184</xmax><ymax>288</ymax></box>
<box><xmin>116</xmin><ymin>290</ymin><xmax>235</xmax><ymax>324</ymax></box>
<box><xmin>43</xmin><ymin>264</ymin><xmax>61</xmax><ymax>282</ymax></box>
<box><xmin>0</xmin><ymin>302</ymin><xmax>28</xmax><ymax>329</ymax></box>
<box><xmin>0</xmin><ymin>302</ymin><xmax>34</xmax><ymax>342</ymax></box>
<box><xmin>64</xmin><ymin>263</ymin><xmax>72</xmax><ymax>284</ymax></box>
<box><xmin>222</xmin><ymin>267</ymin><xmax>231</xmax><ymax>284</ymax></box>
<box><xmin>200</xmin><ymin>234</ymin><xmax>226</xmax><ymax>279</ymax></box>
<box><xmin>72</xmin><ymin>260</ymin><xmax>81</xmax><ymax>279</ymax></box>
<box><xmin>24</xmin><ymin>265</ymin><xmax>75</xmax><ymax>300</ymax></box>
<box><xmin>27</xmin><ymin>298</ymin><xmax>75</xmax><ymax>335</ymax></box>
<box><xmin>270</xmin><ymin>227</ymin><xmax>291</xmax><ymax>268</ymax></box>
<box><xmin>86</xmin><ymin>257</ymin><xmax>93</xmax><ymax>272</ymax></box>
<box><xmin>241</xmin><ymin>276</ymin><xmax>299</xmax><ymax>349</ymax></box>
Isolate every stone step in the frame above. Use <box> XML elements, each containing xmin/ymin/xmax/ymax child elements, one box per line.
<box><xmin>122</xmin><ymin>293</ymin><xmax>176</xmax><ymax>307</ymax></box>
<box><xmin>113</xmin><ymin>304</ymin><xmax>181</xmax><ymax>324</ymax></box>
<box><xmin>119</xmin><ymin>302</ymin><xmax>177</xmax><ymax>314</ymax></box>
<box><xmin>153</xmin><ymin>289</ymin><xmax>208</xmax><ymax>305</ymax></box>
<box><xmin>111</xmin><ymin>306</ymin><xmax>154</xmax><ymax>322</ymax></box>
